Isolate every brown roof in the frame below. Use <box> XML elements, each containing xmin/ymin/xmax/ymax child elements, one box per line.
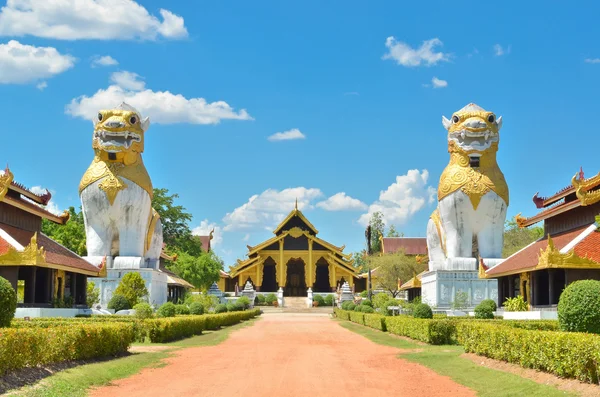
<box><xmin>199</xmin><ymin>235</ymin><xmax>211</xmax><ymax>252</ymax></box>
<box><xmin>574</xmin><ymin>229</ymin><xmax>600</xmax><ymax>263</ymax></box>
<box><xmin>486</xmin><ymin>225</ymin><xmax>589</xmax><ymax>276</ymax></box>
<box><xmin>0</xmin><ymin>223</ymin><xmax>99</xmax><ymax>274</ymax></box>
<box><xmin>382</xmin><ymin>237</ymin><xmax>428</xmax><ymax>255</ymax></box>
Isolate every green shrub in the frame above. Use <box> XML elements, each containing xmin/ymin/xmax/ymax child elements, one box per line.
<box><xmin>174</xmin><ymin>304</ymin><xmax>190</xmax><ymax>315</ymax></box>
<box><xmin>451</xmin><ymin>291</ymin><xmax>469</xmax><ymax>310</ymax></box>
<box><xmin>237</xmin><ymin>296</ymin><xmax>251</xmax><ymax>309</ymax></box>
<box><xmin>364</xmin><ymin>313</ymin><xmax>386</xmax><ymax>331</ymax></box>
<box><xmin>214</xmin><ymin>303</ymin><xmax>227</xmax><ymax>313</ymax></box>
<box><xmin>86</xmin><ymin>281</ymin><xmax>100</xmax><ymax>309</ymax></box>
<box><xmin>264</xmin><ymin>293</ymin><xmax>277</xmax><ymax>305</ymax></box>
<box><xmin>373</xmin><ymin>293</ymin><xmax>391</xmax><ymax>312</ymax></box>
<box><xmin>504</xmin><ymin>295</ymin><xmax>528</xmax><ymax>311</ymax></box>
<box><xmin>189</xmin><ymin>302</ymin><xmax>204</xmax><ymax>315</ymax></box>
<box><xmin>255</xmin><ymin>294</ymin><xmax>266</xmax><ymax>305</ymax></box>
<box><xmin>324</xmin><ymin>294</ymin><xmax>334</xmax><ymax>306</ymax></box>
<box><xmin>157</xmin><ymin>302</ymin><xmax>176</xmax><ymax>318</ymax></box>
<box><xmin>558</xmin><ymin>280</ymin><xmax>600</xmax><ymax>334</ymax></box>
<box><xmin>107</xmin><ymin>294</ymin><xmax>131</xmax><ymax>312</ymax></box>
<box><xmin>184</xmin><ymin>293</ymin><xmax>218</xmax><ymax>311</ymax></box>
<box><xmin>0</xmin><ymin>322</ymin><xmax>134</xmax><ymax>374</ymax></box>
<box><xmin>133</xmin><ymin>303</ymin><xmax>153</xmax><ymax>319</ymax></box>
<box><xmin>456</xmin><ymin>321</ymin><xmax>600</xmax><ymax>384</ymax></box>
<box><xmin>313</xmin><ymin>295</ymin><xmax>325</xmax><ymax>306</ymax></box>
<box><xmin>341</xmin><ymin>300</ymin><xmax>352</xmax><ymax>310</ymax></box>
<box><xmin>353</xmin><ymin>305</ymin><xmax>361</xmax><ymax>312</ymax></box>
<box><xmin>385</xmin><ymin>316</ymin><xmax>456</xmax><ymax>345</ymax></box>
<box><xmin>334</xmin><ymin>308</ymin><xmax>351</xmax><ymax>320</ymax></box>
<box><xmin>349</xmin><ymin>311</ymin><xmax>365</xmax><ymax>325</ymax></box>
<box><xmin>0</xmin><ymin>276</ymin><xmax>17</xmax><ymax>327</ymax></box>
<box><xmin>114</xmin><ymin>272</ymin><xmax>148</xmax><ymax>307</ymax></box>
<box><xmin>361</xmin><ymin>299</ymin><xmax>372</xmax><ymax>307</ymax></box>
<box><xmin>413</xmin><ymin>303</ymin><xmax>433</xmax><ymax>319</ymax></box>
<box><xmin>474</xmin><ymin>299</ymin><xmax>496</xmax><ymax>319</ymax></box>
<box><xmin>145</xmin><ymin>316</ymin><xmax>205</xmax><ymax>343</ymax></box>
<box><xmin>361</xmin><ymin>306</ymin><xmax>374</xmax><ymax>313</ymax></box>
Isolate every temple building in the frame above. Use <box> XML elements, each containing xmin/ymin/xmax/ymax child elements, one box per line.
<box><xmin>158</xmin><ymin>251</ymin><xmax>194</xmax><ymax>303</ymax></box>
<box><xmin>480</xmin><ymin>168</ymin><xmax>600</xmax><ymax>308</ymax></box>
<box><xmin>0</xmin><ymin>168</ymin><xmax>104</xmax><ymax>309</ymax></box>
<box><xmin>225</xmin><ymin>204</ymin><xmax>358</xmax><ymax>296</ymax></box>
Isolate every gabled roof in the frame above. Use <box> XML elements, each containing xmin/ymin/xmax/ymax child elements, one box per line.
<box><xmin>481</xmin><ymin>224</ymin><xmax>599</xmax><ymax>278</ymax></box>
<box><xmin>400</xmin><ymin>270</ymin><xmax>426</xmax><ymax>290</ymax></box>
<box><xmin>273</xmin><ymin>205</ymin><xmax>318</xmax><ymax>235</ymax></box>
<box><xmin>381</xmin><ymin>237</ymin><xmax>428</xmax><ymax>255</ymax></box>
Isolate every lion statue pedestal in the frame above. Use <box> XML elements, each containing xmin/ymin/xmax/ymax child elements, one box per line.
<box><xmin>422</xmin><ymin>104</ymin><xmax>503</xmax><ymax>309</ymax></box>
<box><xmin>81</xmin><ymin>103</ymin><xmax>167</xmax><ymax>308</ymax></box>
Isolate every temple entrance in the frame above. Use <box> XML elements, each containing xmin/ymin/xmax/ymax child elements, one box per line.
<box><xmin>261</xmin><ymin>257</ymin><xmax>278</xmax><ymax>292</ymax></box>
<box><xmin>313</xmin><ymin>259</ymin><xmax>331</xmax><ymax>292</ymax></box>
<box><xmin>284</xmin><ymin>259</ymin><xmax>306</xmax><ymax>296</ymax></box>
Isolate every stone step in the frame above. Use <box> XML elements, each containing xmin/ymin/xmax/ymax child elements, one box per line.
<box><xmin>284</xmin><ymin>297</ymin><xmax>308</xmax><ymax>309</ymax></box>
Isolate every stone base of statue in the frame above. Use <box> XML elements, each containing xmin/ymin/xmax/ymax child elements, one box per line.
<box><xmin>88</xmin><ymin>265</ymin><xmax>168</xmax><ymax>309</ymax></box>
<box><xmin>421</xmin><ymin>258</ymin><xmax>499</xmax><ymax>309</ymax></box>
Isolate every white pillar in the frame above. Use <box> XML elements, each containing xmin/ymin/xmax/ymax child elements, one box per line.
<box><xmin>277</xmin><ymin>287</ymin><xmax>284</xmax><ymax>308</ymax></box>
<box><xmin>307</xmin><ymin>288</ymin><xmax>313</xmax><ymax>308</ymax></box>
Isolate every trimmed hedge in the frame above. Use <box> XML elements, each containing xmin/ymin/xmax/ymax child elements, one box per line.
<box><xmin>558</xmin><ymin>280</ymin><xmax>600</xmax><ymax>334</ymax></box>
<box><xmin>349</xmin><ymin>311</ymin><xmax>365</xmax><ymax>325</ymax></box>
<box><xmin>385</xmin><ymin>316</ymin><xmax>456</xmax><ymax>345</ymax></box>
<box><xmin>145</xmin><ymin>316</ymin><xmax>206</xmax><ymax>343</ymax></box>
<box><xmin>364</xmin><ymin>313</ymin><xmax>386</xmax><ymax>331</ymax></box>
<box><xmin>457</xmin><ymin>321</ymin><xmax>600</xmax><ymax>384</ymax></box>
<box><xmin>334</xmin><ymin>308</ymin><xmax>351</xmax><ymax>320</ymax></box>
<box><xmin>0</xmin><ymin>322</ymin><xmax>134</xmax><ymax>375</ymax></box>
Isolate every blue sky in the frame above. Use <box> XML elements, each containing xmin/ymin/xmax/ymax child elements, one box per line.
<box><xmin>1</xmin><ymin>1</ymin><xmax>599</xmax><ymax>268</ymax></box>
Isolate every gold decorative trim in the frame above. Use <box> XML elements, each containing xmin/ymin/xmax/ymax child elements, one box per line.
<box><xmin>0</xmin><ymin>232</ymin><xmax>45</xmax><ymax>265</ymax></box>
<box><xmin>288</xmin><ymin>227</ymin><xmax>305</xmax><ymax>238</ymax></box>
<box><xmin>430</xmin><ymin>209</ymin><xmax>446</xmax><ymax>254</ymax></box>
<box><xmin>0</xmin><ymin>168</ymin><xmax>14</xmax><ymax>201</ymax></box>
<box><xmin>572</xmin><ymin>172</ymin><xmax>600</xmax><ymax>206</ymax></box>
<box><xmin>515</xmin><ymin>213</ymin><xmax>527</xmax><ymax>229</ymax></box>
<box><xmin>145</xmin><ymin>208</ymin><xmax>160</xmax><ymax>253</ymax></box>
<box><xmin>537</xmin><ymin>235</ymin><xmax>600</xmax><ymax>270</ymax></box>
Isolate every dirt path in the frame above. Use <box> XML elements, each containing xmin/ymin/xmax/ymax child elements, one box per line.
<box><xmin>90</xmin><ymin>314</ymin><xmax>475</xmax><ymax>397</ymax></box>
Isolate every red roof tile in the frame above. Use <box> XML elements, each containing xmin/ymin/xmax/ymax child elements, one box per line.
<box><xmin>0</xmin><ymin>223</ymin><xmax>99</xmax><ymax>274</ymax></box>
<box><xmin>487</xmin><ymin>225</ymin><xmax>589</xmax><ymax>276</ymax></box>
<box><xmin>382</xmin><ymin>237</ymin><xmax>428</xmax><ymax>255</ymax></box>
<box><xmin>0</xmin><ymin>236</ymin><xmax>10</xmax><ymax>256</ymax></box>
<box><xmin>574</xmin><ymin>230</ymin><xmax>600</xmax><ymax>263</ymax></box>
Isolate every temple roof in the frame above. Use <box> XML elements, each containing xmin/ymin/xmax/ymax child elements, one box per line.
<box><xmin>0</xmin><ymin>168</ymin><xmax>68</xmax><ymax>224</ymax></box>
<box><xmin>0</xmin><ymin>223</ymin><xmax>101</xmax><ymax>275</ymax></box>
<box><xmin>381</xmin><ymin>237</ymin><xmax>428</xmax><ymax>255</ymax></box>
<box><xmin>158</xmin><ymin>264</ymin><xmax>194</xmax><ymax>289</ymax></box>
<box><xmin>516</xmin><ymin>168</ymin><xmax>600</xmax><ymax>228</ymax></box>
<box><xmin>399</xmin><ymin>270</ymin><xmax>425</xmax><ymax>291</ymax></box>
<box><xmin>273</xmin><ymin>204</ymin><xmax>318</xmax><ymax>235</ymax></box>
<box><xmin>481</xmin><ymin>223</ymin><xmax>600</xmax><ymax>278</ymax></box>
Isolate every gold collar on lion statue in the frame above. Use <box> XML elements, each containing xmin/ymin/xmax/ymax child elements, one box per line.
<box><xmin>79</xmin><ymin>103</ymin><xmax>153</xmax><ymax>205</ymax></box>
<box><xmin>437</xmin><ymin>103</ymin><xmax>509</xmax><ymax>210</ymax></box>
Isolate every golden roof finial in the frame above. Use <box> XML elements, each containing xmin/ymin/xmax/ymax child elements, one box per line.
<box><xmin>295</xmin><ymin>197</ymin><xmax>298</xmax><ymax>210</ymax></box>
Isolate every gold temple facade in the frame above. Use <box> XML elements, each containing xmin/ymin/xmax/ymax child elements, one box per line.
<box><xmin>226</xmin><ymin>205</ymin><xmax>358</xmax><ymax>296</ymax></box>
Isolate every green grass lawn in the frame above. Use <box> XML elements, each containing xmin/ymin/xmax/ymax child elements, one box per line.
<box><xmin>338</xmin><ymin>321</ymin><xmax>576</xmax><ymax>397</ymax></box>
<box><xmin>6</xmin><ymin>319</ymin><xmax>257</xmax><ymax>397</ymax></box>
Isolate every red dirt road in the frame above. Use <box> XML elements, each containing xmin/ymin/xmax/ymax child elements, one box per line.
<box><xmin>90</xmin><ymin>314</ymin><xmax>475</xmax><ymax>397</ymax></box>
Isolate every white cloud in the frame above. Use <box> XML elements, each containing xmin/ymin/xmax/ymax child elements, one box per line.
<box><xmin>267</xmin><ymin>128</ymin><xmax>306</xmax><ymax>142</ymax></box>
<box><xmin>382</xmin><ymin>37</ymin><xmax>450</xmax><ymax>67</ymax></box>
<box><xmin>191</xmin><ymin>219</ymin><xmax>222</xmax><ymax>247</ymax></box>
<box><xmin>65</xmin><ymin>71</ymin><xmax>252</xmax><ymax>125</ymax></box>
<box><xmin>585</xmin><ymin>58</ymin><xmax>600</xmax><ymax>64</ymax></box>
<box><xmin>358</xmin><ymin>169</ymin><xmax>435</xmax><ymax>227</ymax></box>
<box><xmin>110</xmin><ymin>71</ymin><xmax>145</xmax><ymax>91</ymax></box>
<box><xmin>431</xmin><ymin>77</ymin><xmax>448</xmax><ymax>88</ymax></box>
<box><xmin>317</xmin><ymin>192</ymin><xmax>367</xmax><ymax>211</ymax></box>
<box><xmin>0</xmin><ymin>0</ymin><xmax>187</xmax><ymax>40</ymax></box>
<box><xmin>0</xmin><ymin>40</ymin><xmax>74</xmax><ymax>84</ymax></box>
<box><xmin>243</xmin><ymin>234</ymin><xmax>250</xmax><ymax>242</ymax></box>
<box><xmin>92</xmin><ymin>55</ymin><xmax>118</xmax><ymax>67</ymax></box>
<box><xmin>223</xmin><ymin>187</ymin><xmax>323</xmax><ymax>231</ymax></box>
<box><xmin>36</xmin><ymin>81</ymin><xmax>47</xmax><ymax>90</ymax></box>
<box><xmin>494</xmin><ymin>44</ymin><xmax>511</xmax><ymax>57</ymax></box>
<box><xmin>29</xmin><ymin>186</ymin><xmax>62</xmax><ymax>216</ymax></box>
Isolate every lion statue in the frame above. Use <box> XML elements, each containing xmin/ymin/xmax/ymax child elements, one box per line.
<box><xmin>427</xmin><ymin>103</ymin><xmax>508</xmax><ymax>271</ymax></box>
<box><xmin>79</xmin><ymin>103</ymin><xmax>162</xmax><ymax>270</ymax></box>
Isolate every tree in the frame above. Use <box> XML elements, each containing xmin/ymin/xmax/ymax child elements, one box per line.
<box><xmin>114</xmin><ymin>272</ymin><xmax>148</xmax><ymax>307</ymax></box>
<box><xmin>168</xmin><ymin>250</ymin><xmax>223</xmax><ymax>290</ymax></box>
<box><xmin>503</xmin><ymin>215</ymin><xmax>544</xmax><ymax>258</ymax></box>
<box><xmin>369</xmin><ymin>250</ymin><xmax>427</xmax><ymax>297</ymax></box>
<box><xmin>86</xmin><ymin>281</ymin><xmax>100</xmax><ymax>308</ymax></box>
<box><xmin>152</xmin><ymin>188</ymin><xmax>194</xmax><ymax>250</ymax></box>
<box><xmin>42</xmin><ymin>207</ymin><xmax>87</xmax><ymax>256</ymax></box>
<box><xmin>369</xmin><ymin>211</ymin><xmax>385</xmax><ymax>254</ymax></box>
<box><xmin>387</xmin><ymin>224</ymin><xmax>404</xmax><ymax>237</ymax></box>
<box><xmin>352</xmin><ymin>250</ymin><xmax>369</xmax><ymax>272</ymax></box>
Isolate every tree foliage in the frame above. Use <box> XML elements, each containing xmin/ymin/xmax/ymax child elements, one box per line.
<box><xmin>114</xmin><ymin>272</ymin><xmax>148</xmax><ymax>307</ymax></box>
<box><xmin>369</xmin><ymin>211</ymin><xmax>385</xmax><ymax>254</ymax></box>
<box><xmin>86</xmin><ymin>281</ymin><xmax>100</xmax><ymax>308</ymax></box>
<box><xmin>369</xmin><ymin>250</ymin><xmax>427</xmax><ymax>297</ymax></box>
<box><xmin>168</xmin><ymin>250</ymin><xmax>223</xmax><ymax>290</ymax></box>
<box><xmin>387</xmin><ymin>224</ymin><xmax>403</xmax><ymax>237</ymax></box>
<box><xmin>42</xmin><ymin>207</ymin><xmax>87</xmax><ymax>256</ymax></box>
<box><xmin>352</xmin><ymin>250</ymin><xmax>369</xmax><ymax>272</ymax></box>
<box><xmin>503</xmin><ymin>215</ymin><xmax>544</xmax><ymax>258</ymax></box>
<box><xmin>152</xmin><ymin>188</ymin><xmax>195</xmax><ymax>251</ymax></box>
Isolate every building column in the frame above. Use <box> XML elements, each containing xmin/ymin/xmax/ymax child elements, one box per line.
<box><xmin>308</xmin><ymin>240</ymin><xmax>313</xmax><ymax>287</ymax></box>
<box><xmin>71</xmin><ymin>273</ymin><xmax>77</xmax><ymax>307</ymax></box>
<box><xmin>548</xmin><ymin>270</ymin><xmax>555</xmax><ymax>305</ymax></box>
<box><xmin>279</xmin><ymin>239</ymin><xmax>284</xmax><ymax>287</ymax></box>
